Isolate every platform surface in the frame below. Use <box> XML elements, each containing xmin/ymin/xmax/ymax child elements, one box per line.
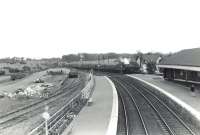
<box><xmin>129</xmin><ymin>74</ymin><xmax>200</xmax><ymax>113</ymax></box>
<box><xmin>63</xmin><ymin>76</ymin><xmax>115</xmax><ymax>135</ymax></box>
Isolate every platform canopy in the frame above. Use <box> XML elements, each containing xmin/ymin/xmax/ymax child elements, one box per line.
<box><xmin>158</xmin><ymin>48</ymin><xmax>200</xmax><ymax>71</ymax></box>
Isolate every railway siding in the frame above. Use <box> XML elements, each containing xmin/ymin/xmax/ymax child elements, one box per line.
<box><xmin>28</xmin><ymin>73</ymin><xmax>95</xmax><ymax>135</ymax></box>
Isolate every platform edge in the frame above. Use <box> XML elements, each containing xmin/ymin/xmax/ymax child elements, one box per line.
<box><xmin>104</xmin><ymin>76</ymin><xmax>118</xmax><ymax>135</ymax></box>
<box><xmin>128</xmin><ymin>75</ymin><xmax>200</xmax><ymax>122</ymax></box>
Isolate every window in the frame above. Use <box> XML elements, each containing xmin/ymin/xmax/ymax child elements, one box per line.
<box><xmin>180</xmin><ymin>71</ymin><xmax>183</xmax><ymax>76</ymax></box>
<box><xmin>197</xmin><ymin>72</ymin><xmax>200</xmax><ymax>78</ymax></box>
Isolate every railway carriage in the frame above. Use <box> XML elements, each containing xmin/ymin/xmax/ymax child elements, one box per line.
<box><xmin>67</xmin><ymin>62</ymin><xmax>140</xmax><ymax>74</ymax></box>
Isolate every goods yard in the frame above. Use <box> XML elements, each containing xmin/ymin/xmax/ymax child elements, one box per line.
<box><xmin>0</xmin><ymin>68</ymin><xmax>94</xmax><ymax>135</ymax></box>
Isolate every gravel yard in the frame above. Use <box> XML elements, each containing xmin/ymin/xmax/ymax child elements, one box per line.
<box><xmin>0</xmin><ymin>68</ymin><xmax>70</xmax><ymax>115</ymax></box>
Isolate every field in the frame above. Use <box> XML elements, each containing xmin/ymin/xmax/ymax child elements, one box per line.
<box><xmin>0</xmin><ymin>60</ymin><xmax>48</xmax><ymax>72</ymax></box>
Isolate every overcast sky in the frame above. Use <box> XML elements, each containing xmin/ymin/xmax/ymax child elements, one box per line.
<box><xmin>0</xmin><ymin>0</ymin><xmax>200</xmax><ymax>59</ymax></box>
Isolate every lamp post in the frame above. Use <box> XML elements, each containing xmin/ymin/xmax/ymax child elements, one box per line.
<box><xmin>97</xmin><ymin>64</ymin><xmax>100</xmax><ymax>73</ymax></box>
<box><xmin>42</xmin><ymin>106</ymin><xmax>50</xmax><ymax>135</ymax></box>
<box><xmin>80</xmin><ymin>54</ymin><xmax>83</xmax><ymax>65</ymax></box>
<box><xmin>121</xmin><ymin>64</ymin><xmax>123</xmax><ymax>74</ymax></box>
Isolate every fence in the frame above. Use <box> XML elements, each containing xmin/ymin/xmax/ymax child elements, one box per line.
<box><xmin>28</xmin><ymin>72</ymin><xmax>95</xmax><ymax>135</ymax></box>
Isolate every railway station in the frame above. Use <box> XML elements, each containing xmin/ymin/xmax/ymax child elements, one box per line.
<box><xmin>0</xmin><ymin>48</ymin><xmax>200</xmax><ymax>135</ymax></box>
<box><xmin>158</xmin><ymin>48</ymin><xmax>200</xmax><ymax>84</ymax></box>
<box><xmin>2</xmin><ymin>0</ymin><xmax>200</xmax><ymax>134</ymax></box>
<box><xmin>60</xmin><ymin>48</ymin><xmax>200</xmax><ymax>135</ymax></box>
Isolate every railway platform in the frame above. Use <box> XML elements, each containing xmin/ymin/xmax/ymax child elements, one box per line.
<box><xmin>129</xmin><ymin>74</ymin><xmax>200</xmax><ymax>123</ymax></box>
<box><xmin>62</xmin><ymin>76</ymin><xmax>118</xmax><ymax>135</ymax></box>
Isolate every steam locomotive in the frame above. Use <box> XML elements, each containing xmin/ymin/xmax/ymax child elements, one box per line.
<box><xmin>67</xmin><ymin>62</ymin><xmax>140</xmax><ymax>74</ymax></box>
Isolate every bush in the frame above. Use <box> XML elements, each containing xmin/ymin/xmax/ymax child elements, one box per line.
<box><xmin>20</xmin><ymin>61</ymin><xmax>26</xmax><ymax>64</ymax></box>
<box><xmin>3</xmin><ymin>67</ymin><xmax>10</xmax><ymax>70</ymax></box>
<box><xmin>0</xmin><ymin>70</ymin><xmax>5</xmax><ymax>75</ymax></box>
<box><xmin>8</xmin><ymin>68</ymin><xmax>21</xmax><ymax>73</ymax></box>
<box><xmin>47</xmin><ymin>70</ymin><xmax>63</xmax><ymax>75</ymax></box>
<box><xmin>22</xmin><ymin>66</ymin><xmax>31</xmax><ymax>72</ymax></box>
<box><xmin>11</xmin><ymin>73</ymin><xmax>26</xmax><ymax>80</ymax></box>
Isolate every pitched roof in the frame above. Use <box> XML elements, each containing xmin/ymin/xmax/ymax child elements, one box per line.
<box><xmin>142</xmin><ymin>53</ymin><xmax>161</xmax><ymax>63</ymax></box>
<box><xmin>159</xmin><ymin>48</ymin><xmax>200</xmax><ymax>67</ymax></box>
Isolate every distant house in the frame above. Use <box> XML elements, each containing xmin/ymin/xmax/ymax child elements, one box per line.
<box><xmin>158</xmin><ymin>48</ymin><xmax>200</xmax><ymax>84</ymax></box>
<box><xmin>119</xmin><ymin>57</ymin><xmax>131</xmax><ymax>65</ymax></box>
<box><xmin>136</xmin><ymin>53</ymin><xmax>162</xmax><ymax>73</ymax></box>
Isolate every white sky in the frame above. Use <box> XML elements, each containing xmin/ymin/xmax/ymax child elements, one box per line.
<box><xmin>0</xmin><ymin>0</ymin><xmax>200</xmax><ymax>59</ymax></box>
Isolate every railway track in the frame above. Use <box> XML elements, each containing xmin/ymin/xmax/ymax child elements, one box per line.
<box><xmin>0</xmin><ymin>78</ymin><xmax>83</xmax><ymax>130</ymax></box>
<box><xmin>115</xmin><ymin>79</ymin><xmax>147</xmax><ymax>135</ymax></box>
<box><xmin>27</xmin><ymin>73</ymin><xmax>94</xmax><ymax>135</ymax></box>
<box><xmin>116</xmin><ymin>89</ymin><xmax>128</xmax><ymax>135</ymax></box>
<box><xmin>110</xmin><ymin>75</ymin><xmax>197</xmax><ymax>135</ymax></box>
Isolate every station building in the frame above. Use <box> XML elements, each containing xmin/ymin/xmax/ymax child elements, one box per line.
<box><xmin>158</xmin><ymin>48</ymin><xmax>200</xmax><ymax>84</ymax></box>
<box><xmin>135</xmin><ymin>53</ymin><xmax>162</xmax><ymax>73</ymax></box>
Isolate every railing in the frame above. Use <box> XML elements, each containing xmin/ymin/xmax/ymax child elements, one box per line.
<box><xmin>28</xmin><ymin>72</ymin><xmax>95</xmax><ymax>135</ymax></box>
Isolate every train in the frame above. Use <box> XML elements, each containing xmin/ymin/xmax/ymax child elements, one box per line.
<box><xmin>68</xmin><ymin>71</ymin><xmax>79</xmax><ymax>78</ymax></box>
<box><xmin>66</xmin><ymin>62</ymin><xmax>140</xmax><ymax>74</ymax></box>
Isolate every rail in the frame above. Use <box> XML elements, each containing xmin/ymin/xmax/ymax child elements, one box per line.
<box><xmin>28</xmin><ymin>72</ymin><xmax>95</xmax><ymax>135</ymax></box>
<box><xmin>118</xmin><ymin>76</ymin><xmax>196</xmax><ymax>135</ymax></box>
<box><xmin>113</xmin><ymin>78</ymin><xmax>148</xmax><ymax>135</ymax></box>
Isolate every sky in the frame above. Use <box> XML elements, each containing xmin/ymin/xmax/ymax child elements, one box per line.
<box><xmin>0</xmin><ymin>0</ymin><xmax>200</xmax><ymax>59</ymax></box>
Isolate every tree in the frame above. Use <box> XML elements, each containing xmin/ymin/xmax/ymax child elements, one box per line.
<box><xmin>135</xmin><ymin>51</ymin><xmax>144</xmax><ymax>68</ymax></box>
<box><xmin>22</xmin><ymin>66</ymin><xmax>31</xmax><ymax>72</ymax></box>
<box><xmin>0</xmin><ymin>70</ymin><xmax>5</xmax><ymax>75</ymax></box>
<box><xmin>62</xmin><ymin>54</ymin><xmax>80</xmax><ymax>62</ymax></box>
<box><xmin>8</xmin><ymin>68</ymin><xmax>21</xmax><ymax>73</ymax></box>
<box><xmin>146</xmin><ymin>61</ymin><xmax>156</xmax><ymax>74</ymax></box>
<box><xmin>105</xmin><ymin>53</ymin><xmax>119</xmax><ymax>59</ymax></box>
